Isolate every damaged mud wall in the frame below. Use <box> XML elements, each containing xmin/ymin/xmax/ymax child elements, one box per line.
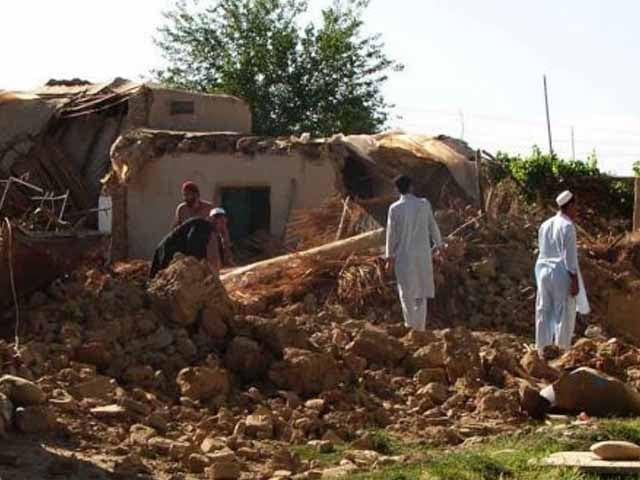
<box><xmin>124</xmin><ymin>151</ymin><xmax>336</xmax><ymax>259</ymax></box>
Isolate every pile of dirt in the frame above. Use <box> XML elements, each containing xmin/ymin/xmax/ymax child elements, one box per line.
<box><xmin>2</xmin><ymin>248</ymin><xmax>640</xmax><ymax>478</ymax></box>
<box><xmin>228</xmin><ymin>204</ymin><xmax>639</xmax><ymax>337</ymax></box>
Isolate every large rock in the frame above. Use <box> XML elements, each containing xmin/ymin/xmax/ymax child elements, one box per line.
<box><xmin>346</xmin><ymin>326</ymin><xmax>407</xmax><ymax>366</ymax></box>
<box><xmin>411</xmin><ymin>343</ymin><xmax>446</xmax><ymax>370</ymax></box>
<box><xmin>224</xmin><ymin>337</ymin><xmax>268</xmax><ymax>381</ymax></box>
<box><xmin>232</xmin><ymin>316</ymin><xmax>310</xmax><ymax>352</ymax></box>
<box><xmin>68</xmin><ymin>376</ymin><xmax>117</xmax><ymax>401</ymax></box>
<box><xmin>549</xmin><ymin>367</ymin><xmax>640</xmax><ymax>416</ymax></box>
<box><xmin>475</xmin><ymin>386</ymin><xmax>520</xmax><ymax>418</ymax></box>
<box><xmin>245</xmin><ymin>412</ymin><xmax>274</xmax><ymax>440</ymax></box>
<box><xmin>177</xmin><ymin>367</ymin><xmax>230</xmax><ymax>402</ymax></box>
<box><xmin>0</xmin><ymin>375</ymin><xmax>46</xmax><ymax>406</ymax></box>
<box><xmin>148</xmin><ymin>254</ymin><xmax>234</xmax><ymax>326</ymax></box>
<box><xmin>269</xmin><ymin>348</ymin><xmax>342</xmax><ymax>396</ymax></box>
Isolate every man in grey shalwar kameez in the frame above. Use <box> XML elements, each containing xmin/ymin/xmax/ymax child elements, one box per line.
<box><xmin>385</xmin><ymin>175</ymin><xmax>444</xmax><ymax>331</ymax></box>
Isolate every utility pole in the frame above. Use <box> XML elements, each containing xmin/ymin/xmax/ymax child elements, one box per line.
<box><xmin>543</xmin><ymin>75</ymin><xmax>554</xmax><ymax>155</ymax></box>
<box><xmin>571</xmin><ymin>126</ymin><xmax>575</xmax><ymax>161</ymax></box>
<box><xmin>459</xmin><ymin>109</ymin><xmax>465</xmax><ymax>139</ymax></box>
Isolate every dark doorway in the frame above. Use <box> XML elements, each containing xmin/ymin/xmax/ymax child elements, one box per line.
<box><xmin>342</xmin><ymin>155</ymin><xmax>374</xmax><ymax>199</ymax></box>
<box><xmin>220</xmin><ymin>187</ymin><xmax>271</xmax><ymax>243</ymax></box>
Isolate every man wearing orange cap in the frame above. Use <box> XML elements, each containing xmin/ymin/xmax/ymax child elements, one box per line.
<box><xmin>173</xmin><ymin>181</ymin><xmax>213</xmax><ymax>228</ymax></box>
<box><xmin>534</xmin><ymin>190</ymin><xmax>590</xmax><ymax>353</ymax></box>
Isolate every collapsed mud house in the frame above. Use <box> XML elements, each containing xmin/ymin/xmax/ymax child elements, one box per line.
<box><xmin>104</xmin><ymin>130</ymin><xmax>480</xmax><ymax>261</ymax></box>
<box><xmin>0</xmin><ymin>78</ymin><xmax>252</xmax><ymax>217</ymax></box>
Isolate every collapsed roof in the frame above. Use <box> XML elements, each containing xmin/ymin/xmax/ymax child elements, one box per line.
<box><xmin>0</xmin><ymin>78</ymin><xmax>147</xmax><ymax>216</ymax></box>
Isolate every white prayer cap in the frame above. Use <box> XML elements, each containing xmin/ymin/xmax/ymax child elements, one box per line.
<box><xmin>555</xmin><ymin>190</ymin><xmax>573</xmax><ymax>207</ymax></box>
<box><xmin>210</xmin><ymin>207</ymin><xmax>227</xmax><ymax>217</ymax></box>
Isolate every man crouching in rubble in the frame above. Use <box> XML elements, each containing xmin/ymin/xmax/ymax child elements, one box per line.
<box><xmin>535</xmin><ymin>190</ymin><xmax>590</xmax><ymax>353</ymax></box>
<box><xmin>385</xmin><ymin>175</ymin><xmax>444</xmax><ymax>331</ymax></box>
<box><xmin>150</xmin><ymin>210</ymin><xmax>222</xmax><ymax>279</ymax></box>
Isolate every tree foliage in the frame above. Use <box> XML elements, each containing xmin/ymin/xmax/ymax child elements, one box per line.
<box><xmin>154</xmin><ymin>0</ymin><xmax>402</xmax><ymax>136</ymax></box>
<box><xmin>490</xmin><ymin>147</ymin><xmax>633</xmax><ymax>215</ymax></box>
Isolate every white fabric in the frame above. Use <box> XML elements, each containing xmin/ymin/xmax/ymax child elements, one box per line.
<box><xmin>535</xmin><ymin>212</ymin><xmax>590</xmax><ymax>351</ymax></box>
<box><xmin>210</xmin><ymin>207</ymin><xmax>226</xmax><ymax>217</ymax></box>
<box><xmin>386</xmin><ymin>194</ymin><xmax>443</xmax><ymax>330</ymax></box>
<box><xmin>556</xmin><ymin>190</ymin><xmax>573</xmax><ymax>207</ymax></box>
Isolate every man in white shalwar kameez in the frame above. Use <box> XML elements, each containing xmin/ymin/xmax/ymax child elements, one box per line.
<box><xmin>385</xmin><ymin>175</ymin><xmax>444</xmax><ymax>331</ymax></box>
<box><xmin>535</xmin><ymin>190</ymin><xmax>590</xmax><ymax>353</ymax></box>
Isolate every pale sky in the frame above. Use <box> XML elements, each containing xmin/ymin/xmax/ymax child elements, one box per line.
<box><xmin>3</xmin><ymin>0</ymin><xmax>639</xmax><ymax>175</ymax></box>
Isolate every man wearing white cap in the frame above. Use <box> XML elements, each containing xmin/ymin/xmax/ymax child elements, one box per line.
<box><xmin>534</xmin><ymin>190</ymin><xmax>590</xmax><ymax>353</ymax></box>
<box><xmin>211</xmin><ymin>208</ymin><xmax>235</xmax><ymax>267</ymax></box>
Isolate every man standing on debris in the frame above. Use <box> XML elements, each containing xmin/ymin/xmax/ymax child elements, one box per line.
<box><xmin>173</xmin><ymin>181</ymin><xmax>213</xmax><ymax>228</ymax></box>
<box><xmin>150</xmin><ymin>210</ymin><xmax>221</xmax><ymax>279</ymax></box>
<box><xmin>535</xmin><ymin>190</ymin><xmax>590</xmax><ymax>353</ymax></box>
<box><xmin>385</xmin><ymin>175</ymin><xmax>444</xmax><ymax>331</ymax></box>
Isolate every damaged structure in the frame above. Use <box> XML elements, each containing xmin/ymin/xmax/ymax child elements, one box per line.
<box><xmin>0</xmin><ymin>78</ymin><xmax>252</xmax><ymax>216</ymax></box>
<box><xmin>105</xmin><ymin>130</ymin><xmax>480</xmax><ymax>260</ymax></box>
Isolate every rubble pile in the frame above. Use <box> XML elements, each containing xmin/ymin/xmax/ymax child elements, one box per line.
<box><xmin>0</xmin><ymin>186</ymin><xmax>639</xmax><ymax>477</ymax></box>
<box><xmin>229</xmin><ymin>204</ymin><xmax>637</xmax><ymax>336</ymax></box>
<box><xmin>1</xmin><ymin>241</ymin><xmax>640</xmax><ymax>478</ymax></box>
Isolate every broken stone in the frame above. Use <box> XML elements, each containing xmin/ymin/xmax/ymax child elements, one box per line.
<box><xmin>129</xmin><ymin>423</ymin><xmax>157</xmax><ymax>446</ymax></box>
<box><xmin>147</xmin><ymin>411</ymin><xmax>170</xmax><ymax>433</ymax></box>
<box><xmin>305</xmin><ymin>399</ymin><xmax>326</xmax><ymax>412</ymax></box>
<box><xmin>420</xmin><ymin>383</ymin><xmax>449</xmax><ymax>405</ymax></box>
<box><xmin>344</xmin><ymin>450</ymin><xmax>379</xmax><ymax>468</ymax></box>
<box><xmin>475</xmin><ymin>386</ymin><xmax>520</xmax><ymax>418</ymax></box>
<box><xmin>347</xmin><ymin>326</ymin><xmax>407</xmax><ymax>365</ymax></box>
<box><xmin>320</xmin><ymin>463</ymin><xmax>359</xmax><ymax>478</ymax></box>
<box><xmin>245</xmin><ymin>413</ymin><xmax>274</xmax><ymax>439</ymax></box>
<box><xmin>207</xmin><ymin>462</ymin><xmax>241</xmax><ymax>479</ymax></box>
<box><xmin>177</xmin><ymin>366</ymin><xmax>231</xmax><ymax>402</ymax></box>
<box><xmin>201</xmin><ymin>436</ymin><xmax>227</xmax><ymax>454</ymax></box>
<box><xmin>188</xmin><ymin>453</ymin><xmax>211</xmax><ymax>473</ymax></box>
<box><xmin>411</xmin><ymin>342</ymin><xmax>447</xmax><ymax>369</ymax></box>
<box><xmin>68</xmin><ymin>376</ymin><xmax>116</xmax><ymax>401</ymax></box>
<box><xmin>0</xmin><ymin>375</ymin><xmax>46</xmax><ymax>406</ymax></box>
<box><xmin>308</xmin><ymin>440</ymin><xmax>334</xmax><ymax>453</ymax></box>
<box><xmin>269</xmin><ymin>348</ymin><xmax>342</xmax><ymax>396</ymax></box>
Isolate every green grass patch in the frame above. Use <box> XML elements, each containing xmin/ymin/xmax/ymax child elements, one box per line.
<box><xmin>351</xmin><ymin>419</ymin><xmax>640</xmax><ymax>480</ymax></box>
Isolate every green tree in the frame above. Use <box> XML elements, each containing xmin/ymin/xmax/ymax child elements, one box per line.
<box><xmin>154</xmin><ymin>0</ymin><xmax>402</xmax><ymax>136</ymax></box>
<box><xmin>633</xmin><ymin>160</ymin><xmax>640</xmax><ymax>177</ymax></box>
